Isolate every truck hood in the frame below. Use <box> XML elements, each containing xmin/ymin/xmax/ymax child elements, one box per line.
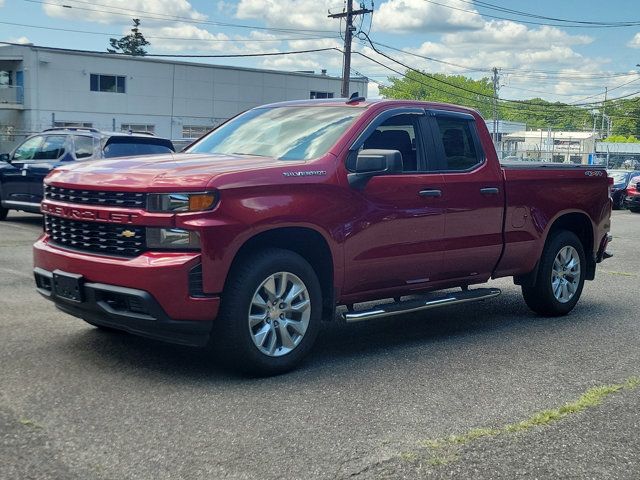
<box><xmin>46</xmin><ymin>153</ymin><xmax>298</xmax><ymax>191</ymax></box>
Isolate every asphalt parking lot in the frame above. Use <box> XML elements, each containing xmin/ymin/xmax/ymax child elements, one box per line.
<box><xmin>1</xmin><ymin>210</ymin><xmax>639</xmax><ymax>479</ymax></box>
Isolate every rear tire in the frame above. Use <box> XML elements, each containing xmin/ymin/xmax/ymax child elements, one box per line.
<box><xmin>522</xmin><ymin>230</ymin><xmax>586</xmax><ymax>316</ymax></box>
<box><xmin>630</xmin><ymin>207</ymin><xmax>640</xmax><ymax>213</ymax></box>
<box><xmin>0</xmin><ymin>206</ymin><xmax>8</xmax><ymax>221</ymax></box>
<box><xmin>613</xmin><ymin>195</ymin><xmax>624</xmax><ymax>210</ymax></box>
<box><xmin>211</xmin><ymin>248</ymin><xmax>322</xmax><ymax>376</ymax></box>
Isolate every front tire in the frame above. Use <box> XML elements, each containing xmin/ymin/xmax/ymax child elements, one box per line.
<box><xmin>212</xmin><ymin>248</ymin><xmax>322</xmax><ymax>376</ymax></box>
<box><xmin>0</xmin><ymin>206</ymin><xmax>8</xmax><ymax>221</ymax></box>
<box><xmin>522</xmin><ymin>230</ymin><xmax>586</xmax><ymax>316</ymax></box>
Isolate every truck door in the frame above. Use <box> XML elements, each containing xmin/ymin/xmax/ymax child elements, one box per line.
<box><xmin>428</xmin><ymin>110</ymin><xmax>504</xmax><ymax>282</ymax></box>
<box><xmin>22</xmin><ymin>135</ymin><xmax>72</xmax><ymax>204</ymax></box>
<box><xmin>341</xmin><ymin>109</ymin><xmax>446</xmax><ymax>297</ymax></box>
<box><xmin>1</xmin><ymin>135</ymin><xmax>45</xmax><ymax>207</ymax></box>
<box><xmin>1</xmin><ymin>135</ymin><xmax>70</xmax><ymax>208</ymax></box>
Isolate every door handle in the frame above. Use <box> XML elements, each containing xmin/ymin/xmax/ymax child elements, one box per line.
<box><xmin>480</xmin><ymin>187</ymin><xmax>499</xmax><ymax>195</ymax></box>
<box><xmin>419</xmin><ymin>189</ymin><xmax>442</xmax><ymax>198</ymax></box>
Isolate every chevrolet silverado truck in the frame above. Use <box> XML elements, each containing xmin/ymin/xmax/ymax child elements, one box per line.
<box><xmin>33</xmin><ymin>98</ymin><xmax>613</xmax><ymax>375</ymax></box>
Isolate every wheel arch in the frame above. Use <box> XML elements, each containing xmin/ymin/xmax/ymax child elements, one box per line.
<box><xmin>515</xmin><ymin>210</ymin><xmax>596</xmax><ymax>286</ymax></box>
<box><xmin>226</xmin><ymin>226</ymin><xmax>336</xmax><ymax>319</ymax></box>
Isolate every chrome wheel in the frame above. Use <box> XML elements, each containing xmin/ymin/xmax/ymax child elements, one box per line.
<box><xmin>551</xmin><ymin>246</ymin><xmax>581</xmax><ymax>304</ymax></box>
<box><xmin>248</xmin><ymin>271</ymin><xmax>311</xmax><ymax>357</ymax></box>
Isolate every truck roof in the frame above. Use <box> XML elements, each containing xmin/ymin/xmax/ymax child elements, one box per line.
<box><xmin>258</xmin><ymin>98</ymin><xmax>482</xmax><ymax>116</ymax></box>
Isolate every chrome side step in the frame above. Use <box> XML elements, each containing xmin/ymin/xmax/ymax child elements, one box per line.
<box><xmin>342</xmin><ymin>288</ymin><xmax>501</xmax><ymax>323</ymax></box>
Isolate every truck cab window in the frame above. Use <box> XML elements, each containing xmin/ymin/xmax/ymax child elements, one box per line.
<box><xmin>362</xmin><ymin>114</ymin><xmax>420</xmax><ymax>172</ymax></box>
<box><xmin>13</xmin><ymin>136</ymin><xmax>44</xmax><ymax>161</ymax></box>
<box><xmin>33</xmin><ymin>136</ymin><xmax>67</xmax><ymax>160</ymax></box>
<box><xmin>434</xmin><ymin>118</ymin><xmax>480</xmax><ymax>171</ymax></box>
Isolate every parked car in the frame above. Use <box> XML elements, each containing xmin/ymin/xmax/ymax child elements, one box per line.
<box><xmin>608</xmin><ymin>169</ymin><xmax>640</xmax><ymax>209</ymax></box>
<box><xmin>0</xmin><ymin>128</ymin><xmax>174</xmax><ymax>220</ymax></box>
<box><xmin>33</xmin><ymin>99</ymin><xmax>612</xmax><ymax>375</ymax></box>
<box><xmin>623</xmin><ymin>175</ymin><xmax>640</xmax><ymax>212</ymax></box>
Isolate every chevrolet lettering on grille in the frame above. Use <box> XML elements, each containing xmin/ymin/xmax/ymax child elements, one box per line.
<box><xmin>41</xmin><ymin>203</ymin><xmax>140</xmax><ymax>224</ymax></box>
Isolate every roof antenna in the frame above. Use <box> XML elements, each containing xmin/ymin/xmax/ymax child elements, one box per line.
<box><xmin>346</xmin><ymin>91</ymin><xmax>365</xmax><ymax>104</ymax></box>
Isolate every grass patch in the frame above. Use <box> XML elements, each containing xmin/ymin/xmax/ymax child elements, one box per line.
<box><xmin>18</xmin><ymin>418</ymin><xmax>43</xmax><ymax>429</ymax></box>
<box><xmin>404</xmin><ymin>376</ymin><xmax>639</xmax><ymax>468</ymax></box>
<box><xmin>600</xmin><ymin>270</ymin><xmax>637</xmax><ymax>277</ymax></box>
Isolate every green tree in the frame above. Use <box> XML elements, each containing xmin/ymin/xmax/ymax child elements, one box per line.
<box><xmin>379</xmin><ymin>70</ymin><xmax>595</xmax><ymax>130</ymax></box>
<box><xmin>603</xmin><ymin>134</ymin><xmax>639</xmax><ymax>143</ymax></box>
<box><xmin>107</xmin><ymin>19</ymin><xmax>150</xmax><ymax>56</ymax></box>
<box><xmin>379</xmin><ymin>70</ymin><xmax>495</xmax><ymax>118</ymax></box>
<box><xmin>499</xmin><ymin>98</ymin><xmax>591</xmax><ymax>131</ymax></box>
<box><xmin>607</xmin><ymin>98</ymin><xmax>640</xmax><ymax>138</ymax></box>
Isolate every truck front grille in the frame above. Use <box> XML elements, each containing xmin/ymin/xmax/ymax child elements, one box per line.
<box><xmin>45</xmin><ymin>215</ymin><xmax>146</xmax><ymax>257</ymax></box>
<box><xmin>44</xmin><ymin>185</ymin><xmax>146</xmax><ymax>208</ymax></box>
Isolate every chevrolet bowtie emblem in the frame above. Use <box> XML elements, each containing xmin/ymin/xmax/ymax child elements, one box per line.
<box><xmin>120</xmin><ymin>230</ymin><xmax>136</xmax><ymax>238</ymax></box>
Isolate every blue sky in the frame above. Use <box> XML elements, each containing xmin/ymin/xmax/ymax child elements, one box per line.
<box><xmin>1</xmin><ymin>0</ymin><xmax>639</xmax><ymax>102</ymax></box>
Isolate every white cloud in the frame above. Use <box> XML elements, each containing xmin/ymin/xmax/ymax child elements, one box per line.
<box><xmin>0</xmin><ymin>0</ymin><xmax>5</xmax><ymax>8</ymax></box>
<box><xmin>236</xmin><ymin>0</ymin><xmax>337</xmax><ymax>31</ymax></box>
<box><xmin>441</xmin><ymin>21</ymin><xmax>592</xmax><ymax>48</ymax></box>
<box><xmin>142</xmin><ymin>24</ymin><xmax>230</xmax><ymax>52</ymax></box>
<box><xmin>42</xmin><ymin>0</ymin><xmax>206</xmax><ymax>25</ymax></box>
<box><xmin>628</xmin><ymin>32</ymin><xmax>640</xmax><ymax>48</ymax></box>
<box><xmin>6</xmin><ymin>36</ymin><xmax>31</xmax><ymax>44</ymax></box>
<box><xmin>375</xmin><ymin>0</ymin><xmax>483</xmax><ymax>33</ymax></box>
<box><xmin>143</xmin><ymin>24</ymin><xmax>285</xmax><ymax>55</ymax></box>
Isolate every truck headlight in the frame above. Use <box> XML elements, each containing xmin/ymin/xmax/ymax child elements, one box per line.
<box><xmin>146</xmin><ymin>228</ymin><xmax>201</xmax><ymax>250</ymax></box>
<box><xmin>147</xmin><ymin>192</ymin><xmax>217</xmax><ymax>213</ymax></box>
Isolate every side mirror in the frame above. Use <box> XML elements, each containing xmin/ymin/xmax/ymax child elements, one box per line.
<box><xmin>348</xmin><ymin>149</ymin><xmax>403</xmax><ymax>188</ymax></box>
<box><xmin>0</xmin><ymin>153</ymin><xmax>9</xmax><ymax>163</ymax></box>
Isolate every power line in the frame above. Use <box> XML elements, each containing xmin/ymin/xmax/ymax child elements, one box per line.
<box><xmin>0</xmin><ymin>20</ymin><xmax>339</xmax><ymax>43</ymax></box>
<box><xmin>454</xmin><ymin>0</ymin><xmax>640</xmax><ymax>27</ymax></box>
<box><xmin>0</xmin><ymin>41</ymin><xmax>341</xmax><ymax>59</ymax></box>
<box><xmin>329</xmin><ymin>0</ymin><xmax>373</xmax><ymax>97</ymax></box>
<box><xmin>359</xmin><ymin>32</ymin><xmax>640</xmax><ymax>108</ymax></box>
<box><xmin>24</xmin><ymin>0</ymin><xmax>335</xmax><ymax>35</ymax></box>
<box><xmin>421</xmin><ymin>0</ymin><xmax>640</xmax><ymax>28</ymax></box>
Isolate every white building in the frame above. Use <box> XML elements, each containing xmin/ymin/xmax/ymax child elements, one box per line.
<box><xmin>502</xmin><ymin>130</ymin><xmax>598</xmax><ymax>164</ymax></box>
<box><xmin>0</xmin><ymin>44</ymin><xmax>368</xmax><ymax>150</ymax></box>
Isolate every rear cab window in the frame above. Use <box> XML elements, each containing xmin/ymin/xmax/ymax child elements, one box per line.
<box><xmin>430</xmin><ymin>113</ymin><xmax>483</xmax><ymax>172</ymax></box>
<box><xmin>73</xmin><ymin>135</ymin><xmax>95</xmax><ymax>159</ymax></box>
<box><xmin>102</xmin><ymin>137</ymin><xmax>175</xmax><ymax>158</ymax></box>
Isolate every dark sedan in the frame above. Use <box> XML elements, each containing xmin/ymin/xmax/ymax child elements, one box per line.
<box><xmin>0</xmin><ymin>128</ymin><xmax>174</xmax><ymax>220</ymax></box>
<box><xmin>609</xmin><ymin>169</ymin><xmax>640</xmax><ymax>209</ymax></box>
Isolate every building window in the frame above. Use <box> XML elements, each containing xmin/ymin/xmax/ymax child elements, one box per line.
<box><xmin>310</xmin><ymin>91</ymin><xmax>334</xmax><ymax>99</ymax></box>
<box><xmin>182</xmin><ymin>125</ymin><xmax>211</xmax><ymax>139</ymax></box>
<box><xmin>90</xmin><ymin>74</ymin><xmax>126</xmax><ymax>93</ymax></box>
<box><xmin>54</xmin><ymin>121</ymin><xmax>94</xmax><ymax>129</ymax></box>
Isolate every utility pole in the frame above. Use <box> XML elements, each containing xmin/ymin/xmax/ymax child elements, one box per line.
<box><xmin>329</xmin><ymin>1</ymin><xmax>373</xmax><ymax>98</ymax></box>
<box><xmin>601</xmin><ymin>86</ymin><xmax>608</xmax><ymax>138</ymax></box>
<box><xmin>492</xmin><ymin>67</ymin><xmax>500</xmax><ymax>145</ymax></box>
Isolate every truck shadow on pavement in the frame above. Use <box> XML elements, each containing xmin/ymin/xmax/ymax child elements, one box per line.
<box><xmin>4</xmin><ymin>213</ymin><xmax>44</xmax><ymax>227</ymax></box>
<box><xmin>54</xmin><ymin>287</ymin><xmax>608</xmax><ymax>382</ymax></box>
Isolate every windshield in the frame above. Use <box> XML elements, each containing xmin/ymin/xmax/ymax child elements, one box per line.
<box><xmin>187</xmin><ymin>106</ymin><xmax>364</xmax><ymax>161</ymax></box>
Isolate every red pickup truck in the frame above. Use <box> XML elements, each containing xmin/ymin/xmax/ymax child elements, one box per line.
<box><xmin>33</xmin><ymin>98</ymin><xmax>612</xmax><ymax>375</ymax></box>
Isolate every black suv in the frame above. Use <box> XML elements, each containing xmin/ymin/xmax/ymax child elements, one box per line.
<box><xmin>0</xmin><ymin>128</ymin><xmax>174</xmax><ymax>220</ymax></box>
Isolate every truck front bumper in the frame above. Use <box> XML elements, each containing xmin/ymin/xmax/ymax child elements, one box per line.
<box><xmin>33</xmin><ymin>237</ymin><xmax>219</xmax><ymax>347</ymax></box>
